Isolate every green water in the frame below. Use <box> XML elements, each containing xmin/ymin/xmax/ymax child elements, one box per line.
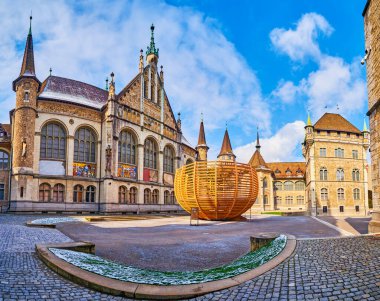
<box><xmin>49</xmin><ymin>235</ymin><xmax>286</xmax><ymax>285</ymax></box>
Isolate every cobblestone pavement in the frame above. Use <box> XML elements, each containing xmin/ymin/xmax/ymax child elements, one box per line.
<box><xmin>1</xmin><ymin>214</ymin><xmax>379</xmax><ymax>301</ymax></box>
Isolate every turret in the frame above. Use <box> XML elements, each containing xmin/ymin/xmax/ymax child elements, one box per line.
<box><xmin>146</xmin><ymin>24</ymin><xmax>159</xmax><ymax>66</ymax></box>
<box><xmin>196</xmin><ymin>116</ymin><xmax>209</xmax><ymax>161</ymax></box>
<box><xmin>305</xmin><ymin>112</ymin><xmax>314</xmax><ymax>145</ymax></box>
<box><xmin>12</xmin><ymin>16</ymin><xmax>40</xmax><ymax>173</ymax></box>
<box><xmin>217</xmin><ymin>126</ymin><xmax>236</xmax><ymax>162</ymax></box>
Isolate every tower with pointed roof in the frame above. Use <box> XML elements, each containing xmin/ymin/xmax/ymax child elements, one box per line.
<box><xmin>196</xmin><ymin>118</ymin><xmax>209</xmax><ymax>161</ymax></box>
<box><xmin>217</xmin><ymin>127</ymin><xmax>236</xmax><ymax>162</ymax></box>
<box><xmin>12</xmin><ymin>16</ymin><xmax>40</xmax><ymax>173</ymax></box>
<box><xmin>146</xmin><ymin>24</ymin><xmax>159</xmax><ymax>66</ymax></box>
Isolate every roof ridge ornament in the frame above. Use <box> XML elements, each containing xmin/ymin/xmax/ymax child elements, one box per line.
<box><xmin>146</xmin><ymin>24</ymin><xmax>159</xmax><ymax>57</ymax></box>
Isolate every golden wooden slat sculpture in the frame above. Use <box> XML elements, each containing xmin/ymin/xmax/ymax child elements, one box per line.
<box><xmin>174</xmin><ymin>161</ymin><xmax>259</xmax><ymax>220</ymax></box>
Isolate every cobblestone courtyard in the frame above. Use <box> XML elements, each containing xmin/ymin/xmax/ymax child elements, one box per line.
<box><xmin>0</xmin><ymin>214</ymin><xmax>379</xmax><ymax>301</ymax></box>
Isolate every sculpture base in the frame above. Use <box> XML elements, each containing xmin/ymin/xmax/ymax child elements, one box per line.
<box><xmin>369</xmin><ymin>211</ymin><xmax>380</xmax><ymax>233</ymax></box>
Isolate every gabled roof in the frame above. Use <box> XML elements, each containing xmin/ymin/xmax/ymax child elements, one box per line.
<box><xmin>38</xmin><ymin>76</ymin><xmax>108</xmax><ymax>109</ymax></box>
<box><xmin>218</xmin><ymin>129</ymin><xmax>235</xmax><ymax>158</ymax></box>
<box><xmin>249</xmin><ymin>150</ymin><xmax>268</xmax><ymax>169</ymax></box>
<box><xmin>314</xmin><ymin>113</ymin><xmax>361</xmax><ymax>134</ymax></box>
<box><xmin>0</xmin><ymin>124</ymin><xmax>11</xmax><ymax>136</ymax></box>
<box><xmin>267</xmin><ymin>162</ymin><xmax>306</xmax><ymax>178</ymax></box>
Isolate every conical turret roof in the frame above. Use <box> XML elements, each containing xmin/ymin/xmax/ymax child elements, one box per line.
<box><xmin>217</xmin><ymin>129</ymin><xmax>235</xmax><ymax>158</ymax></box>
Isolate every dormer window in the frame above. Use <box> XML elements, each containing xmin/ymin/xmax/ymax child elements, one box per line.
<box><xmin>275</xmin><ymin>169</ymin><xmax>281</xmax><ymax>174</ymax></box>
<box><xmin>286</xmin><ymin>168</ymin><xmax>291</xmax><ymax>176</ymax></box>
<box><xmin>24</xmin><ymin>91</ymin><xmax>30</xmax><ymax>102</ymax></box>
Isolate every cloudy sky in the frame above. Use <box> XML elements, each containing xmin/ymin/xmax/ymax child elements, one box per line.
<box><xmin>0</xmin><ymin>0</ymin><xmax>368</xmax><ymax>162</ymax></box>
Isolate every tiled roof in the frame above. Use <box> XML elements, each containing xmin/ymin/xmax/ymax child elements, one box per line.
<box><xmin>218</xmin><ymin>129</ymin><xmax>235</xmax><ymax>157</ymax></box>
<box><xmin>197</xmin><ymin>121</ymin><xmax>207</xmax><ymax>147</ymax></box>
<box><xmin>249</xmin><ymin>150</ymin><xmax>268</xmax><ymax>169</ymax></box>
<box><xmin>267</xmin><ymin>162</ymin><xmax>306</xmax><ymax>179</ymax></box>
<box><xmin>39</xmin><ymin>76</ymin><xmax>108</xmax><ymax>109</ymax></box>
<box><xmin>0</xmin><ymin>124</ymin><xmax>11</xmax><ymax>136</ymax></box>
<box><xmin>313</xmin><ymin>113</ymin><xmax>361</xmax><ymax>134</ymax></box>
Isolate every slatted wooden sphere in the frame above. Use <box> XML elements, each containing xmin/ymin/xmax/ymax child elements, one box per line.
<box><xmin>174</xmin><ymin>161</ymin><xmax>259</xmax><ymax>220</ymax></box>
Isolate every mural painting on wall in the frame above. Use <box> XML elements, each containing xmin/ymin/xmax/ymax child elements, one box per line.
<box><xmin>73</xmin><ymin>163</ymin><xmax>96</xmax><ymax>178</ymax></box>
<box><xmin>117</xmin><ymin>164</ymin><xmax>137</xmax><ymax>179</ymax></box>
<box><xmin>163</xmin><ymin>173</ymin><xmax>174</xmax><ymax>185</ymax></box>
<box><xmin>143</xmin><ymin>168</ymin><xmax>158</xmax><ymax>182</ymax></box>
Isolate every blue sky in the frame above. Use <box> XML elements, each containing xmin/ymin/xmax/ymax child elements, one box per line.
<box><xmin>0</xmin><ymin>0</ymin><xmax>368</xmax><ymax>162</ymax></box>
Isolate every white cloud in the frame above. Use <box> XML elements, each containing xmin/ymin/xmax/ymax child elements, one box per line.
<box><xmin>0</xmin><ymin>0</ymin><xmax>270</xmax><ymax>146</ymax></box>
<box><xmin>270</xmin><ymin>13</ymin><xmax>333</xmax><ymax>62</ymax></box>
<box><xmin>272</xmin><ymin>80</ymin><xmax>301</xmax><ymax>104</ymax></box>
<box><xmin>235</xmin><ymin>121</ymin><xmax>306</xmax><ymax>163</ymax></box>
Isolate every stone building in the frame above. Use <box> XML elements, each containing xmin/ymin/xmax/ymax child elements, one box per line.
<box><xmin>248</xmin><ymin>113</ymin><xmax>369</xmax><ymax>217</ymax></box>
<box><xmin>363</xmin><ymin>0</ymin><xmax>380</xmax><ymax>232</ymax></box>
<box><xmin>4</xmin><ymin>19</ymin><xmax>196</xmax><ymax>213</ymax></box>
<box><xmin>0</xmin><ymin>124</ymin><xmax>11</xmax><ymax>211</ymax></box>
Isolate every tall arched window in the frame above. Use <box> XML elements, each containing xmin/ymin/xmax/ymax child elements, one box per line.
<box><xmin>274</xmin><ymin>182</ymin><xmax>283</xmax><ymax>191</ymax></box>
<box><xmin>284</xmin><ymin>181</ymin><xmax>294</xmax><ymax>191</ymax></box>
<box><xmin>163</xmin><ymin>146</ymin><xmax>174</xmax><ymax>173</ymax></box>
<box><xmin>295</xmin><ymin>181</ymin><xmax>305</xmax><ymax>191</ymax></box>
<box><xmin>264</xmin><ymin>195</ymin><xmax>269</xmax><ymax>205</ymax></box>
<box><xmin>170</xmin><ymin>191</ymin><xmax>176</xmax><ymax>204</ymax></box>
<box><xmin>144</xmin><ymin>138</ymin><xmax>157</xmax><ymax>169</ymax></box>
<box><xmin>119</xmin><ymin>186</ymin><xmax>128</xmax><ymax>203</ymax></box>
<box><xmin>129</xmin><ymin>187</ymin><xmax>137</xmax><ymax>204</ymax></box>
<box><xmin>321</xmin><ymin>188</ymin><xmax>328</xmax><ymax>201</ymax></box>
<box><xmin>0</xmin><ymin>150</ymin><xmax>9</xmax><ymax>170</ymax></box>
<box><xmin>319</xmin><ymin>167</ymin><xmax>328</xmax><ymax>181</ymax></box>
<box><xmin>336</xmin><ymin>168</ymin><xmax>344</xmax><ymax>181</ymax></box>
<box><xmin>53</xmin><ymin>184</ymin><xmax>65</xmax><ymax>202</ymax></box>
<box><xmin>118</xmin><ymin>130</ymin><xmax>137</xmax><ymax>165</ymax></box>
<box><xmin>152</xmin><ymin>189</ymin><xmax>159</xmax><ymax>204</ymax></box>
<box><xmin>337</xmin><ymin>188</ymin><xmax>345</xmax><ymax>200</ymax></box>
<box><xmin>144</xmin><ymin>188</ymin><xmax>151</xmax><ymax>204</ymax></box>
<box><xmin>86</xmin><ymin>186</ymin><xmax>96</xmax><ymax>203</ymax></box>
<box><xmin>73</xmin><ymin>185</ymin><xmax>84</xmax><ymax>203</ymax></box>
<box><xmin>164</xmin><ymin>190</ymin><xmax>170</xmax><ymax>204</ymax></box>
<box><xmin>74</xmin><ymin>127</ymin><xmax>96</xmax><ymax>163</ymax></box>
<box><xmin>39</xmin><ymin>183</ymin><xmax>51</xmax><ymax>202</ymax></box>
<box><xmin>263</xmin><ymin>177</ymin><xmax>268</xmax><ymax>189</ymax></box>
<box><xmin>40</xmin><ymin>123</ymin><xmax>66</xmax><ymax>160</ymax></box>
<box><xmin>353</xmin><ymin>188</ymin><xmax>360</xmax><ymax>200</ymax></box>
<box><xmin>352</xmin><ymin>169</ymin><xmax>360</xmax><ymax>181</ymax></box>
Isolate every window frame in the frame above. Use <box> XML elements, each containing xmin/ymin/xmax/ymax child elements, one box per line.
<box><xmin>118</xmin><ymin>130</ymin><xmax>137</xmax><ymax>165</ymax></box>
<box><xmin>74</xmin><ymin>127</ymin><xmax>97</xmax><ymax>163</ymax></box>
<box><xmin>40</xmin><ymin>123</ymin><xmax>67</xmax><ymax>160</ymax></box>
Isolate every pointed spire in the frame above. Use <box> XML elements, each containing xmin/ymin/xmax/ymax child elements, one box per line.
<box><xmin>196</xmin><ymin>116</ymin><xmax>209</xmax><ymax>161</ymax></box>
<box><xmin>160</xmin><ymin>65</ymin><xmax>164</xmax><ymax>83</ymax></box>
<box><xmin>363</xmin><ymin>119</ymin><xmax>369</xmax><ymax>132</ymax></box>
<box><xmin>20</xmin><ymin>15</ymin><xmax>36</xmax><ymax>77</ymax></box>
<box><xmin>49</xmin><ymin>67</ymin><xmax>52</xmax><ymax>76</ymax></box>
<box><xmin>197</xmin><ymin>119</ymin><xmax>207</xmax><ymax>147</ymax></box>
<box><xmin>108</xmin><ymin>72</ymin><xmax>115</xmax><ymax>100</ymax></box>
<box><xmin>146</xmin><ymin>24</ymin><xmax>159</xmax><ymax>57</ymax></box>
<box><xmin>29</xmin><ymin>14</ymin><xmax>32</xmax><ymax>35</ymax></box>
<box><xmin>218</xmin><ymin>128</ymin><xmax>236</xmax><ymax>160</ymax></box>
<box><xmin>105</xmin><ymin>77</ymin><xmax>109</xmax><ymax>91</ymax></box>
<box><xmin>176</xmin><ymin>112</ymin><xmax>181</xmax><ymax>132</ymax></box>
<box><xmin>256</xmin><ymin>127</ymin><xmax>261</xmax><ymax>151</ymax></box>
<box><xmin>307</xmin><ymin>112</ymin><xmax>312</xmax><ymax>126</ymax></box>
<box><xmin>139</xmin><ymin>49</ymin><xmax>144</xmax><ymax>73</ymax></box>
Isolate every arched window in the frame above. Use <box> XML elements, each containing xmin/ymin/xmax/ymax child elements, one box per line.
<box><xmin>274</xmin><ymin>182</ymin><xmax>283</xmax><ymax>191</ymax></box>
<box><xmin>152</xmin><ymin>189</ymin><xmax>159</xmax><ymax>204</ymax></box>
<box><xmin>86</xmin><ymin>186</ymin><xmax>96</xmax><ymax>203</ymax></box>
<box><xmin>163</xmin><ymin>146</ymin><xmax>174</xmax><ymax>173</ymax></box>
<box><xmin>39</xmin><ymin>183</ymin><xmax>51</xmax><ymax>202</ymax></box>
<box><xmin>321</xmin><ymin>188</ymin><xmax>328</xmax><ymax>201</ymax></box>
<box><xmin>284</xmin><ymin>181</ymin><xmax>294</xmax><ymax>191</ymax></box>
<box><xmin>170</xmin><ymin>191</ymin><xmax>176</xmax><ymax>204</ymax></box>
<box><xmin>144</xmin><ymin>188</ymin><xmax>151</xmax><ymax>204</ymax></box>
<box><xmin>53</xmin><ymin>184</ymin><xmax>64</xmax><ymax>202</ymax></box>
<box><xmin>296</xmin><ymin>195</ymin><xmax>304</xmax><ymax>205</ymax></box>
<box><xmin>352</xmin><ymin>169</ymin><xmax>360</xmax><ymax>181</ymax></box>
<box><xmin>335</xmin><ymin>148</ymin><xmax>344</xmax><ymax>158</ymax></box>
<box><xmin>353</xmin><ymin>188</ymin><xmax>360</xmax><ymax>200</ymax></box>
<box><xmin>285</xmin><ymin>196</ymin><xmax>293</xmax><ymax>205</ymax></box>
<box><xmin>319</xmin><ymin>167</ymin><xmax>328</xmax><ymax>181</ymax></box>
<box><xmin>185</xmin><ymin>159</ymin><xmax>193</xmax><ymax>165</ymax></box>
<box><xmin>164</xmin><ymin>190</ymin><xmax>170</xmax><ymax>204</ymax></box>
<box><xmin>336</xmin><ymin>168</ymin><xmax>344</xmax><ymax>181</ymax></box>
<box><xmin>119</xmin><ymin>186</ymin><xmax>128</xmax><ymax>203</ymax></box>
<box><xmin>118</xmin><ymin>130</ymin><xmax>137</xmax><ymax>165</ymax></box>
<box><xmin>0</xmin><ymin>150</ymin><xmax>9</xmax><ymax>170</ymax></box>
<box><xmin>74</xmin><ymin>127</ymin><xmax>96</xmax><ymax>163</ymax></box>
<box><xmin>73</xmin><ymin>185</ymin><xmax>84</xmax><ymax>203</ymax></box>
<box><xmin>337</xmin><ymin>188</ymin><xmax>345</xmax><ymax>200</ymax></box>
<box><xmin>264</xmin><ymin>195</ymin><xmax>269</xmax><ymax>205</ymax></box>
<box><xmin>144</xmin><ymin>139</ymin><xmax>157</xmax><ymax>169</ymax></box>
<box><xmin>129</xmin><ymin>187</ymin><xmax>137</xmax><ymax>204</ymax></box>
<box><xmin>263</xmin><ymin>177</ymin><xmax>268</xmax><ymax>189</ymax></box>
<box><xmin>295</xmin><ymin>181</ymin><xmax>305</xmax><ymax>191</ymax></box>
<box><xmin>40</xmin><ymin>123</ymin><xmax>66</xmax><ymax>160</ymax></box>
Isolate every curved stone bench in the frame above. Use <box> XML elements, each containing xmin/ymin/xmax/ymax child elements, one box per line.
<box><xmin>36</xmin><ymin>235</ymin><xmax>296</xmax><ymax>300</ymax></box>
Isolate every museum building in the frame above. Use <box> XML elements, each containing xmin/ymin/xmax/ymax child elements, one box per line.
<box><xmin>0</xmin><ymin>20</ymin><xmax>197</xmax><ymax>213</ymax></box>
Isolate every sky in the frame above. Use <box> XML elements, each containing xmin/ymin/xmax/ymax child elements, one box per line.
<box><xmin>0</xmin><ymin>0</ymin><xmax>369</xmax><ymax>162</ymax></box>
